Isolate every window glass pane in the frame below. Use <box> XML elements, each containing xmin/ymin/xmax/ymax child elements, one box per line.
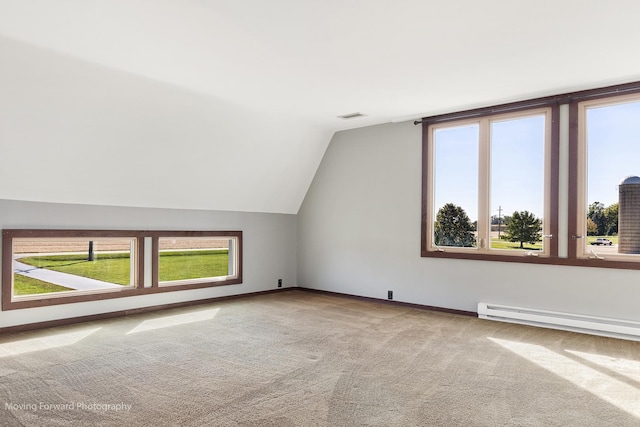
<box><xmin>490</xmin><ymin>115</ymin><xmax>545</xmax><ymax>251</ymax></box>
<box><xmin>585</xmin><ymin>100</ymin><xmax>640</xmax><ymax>255</ymax></box>
<box><xmin>13</xmin><ymin>238</ymin><xmax>135</xmax><ymax>297</ymax></box>
<box><xmin>158</xmin><ymin>237</ymin><xmax>232</xmax><ymax>284</ymax></box>
<box><xmin>433</xmin><ymin>124</ymin><xmax>478</xmax><ymax>247</ymax></box>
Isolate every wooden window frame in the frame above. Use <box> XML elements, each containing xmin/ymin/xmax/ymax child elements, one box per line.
<box><xmin>568</xmin><ymin>84</ymin><xmax>640</xmax><ymax>269</ymax></box>
<box><xmin>421</xmin><ymin>100</ymin><xmax>560</xmax><ymax>264</ymax></box>
<box><xmin>150</xmin><ymin>231</ymin><xmax>242</xmax><ymax>288</ymax></box>
<box><xmin>420</xmin><ymin>80</ymin><xmax>640</xmax><ymax>270</ymax></box>
<box><xmin>2</xmin><ymin>229</ymin><xmax>243</xmax><ymax>310</ymax></box>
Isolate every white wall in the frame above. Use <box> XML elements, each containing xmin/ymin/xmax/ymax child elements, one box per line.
<box><xmin>0</xmin><ymin>35</ymin><xmax>330</xmax><ymax>214</ymax></box>
<box><xmin>0</xmin><ymin>199</ymin><xmax>296</xmax><ymax>328</ymax></box>
<box><xmin>297</xmin><ymin>120</ymin><xmax>640</xmax><ymax>322</ymax></box>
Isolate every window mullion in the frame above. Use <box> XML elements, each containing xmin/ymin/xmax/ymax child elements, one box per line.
<box><xmin>477</xmin><ymin>118</ymin><xmax>491</xmax><ymax>251</ymax></box>
<box><xmin>576</xmin><ymin>103</ymin><xmax>588</xmax><ymax>258</ymax></box>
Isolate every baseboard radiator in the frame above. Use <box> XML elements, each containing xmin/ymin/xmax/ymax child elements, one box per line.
<box><xmin>478</xmin><ymin>302</ymin><xmax>640</xmax><ymax>341</ymax></box>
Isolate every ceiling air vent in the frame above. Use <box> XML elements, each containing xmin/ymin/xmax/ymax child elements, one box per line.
<box><xmin>337</xmin><ymin>112</ymin><xmax>366</xmax><ymax>120</ymax></box>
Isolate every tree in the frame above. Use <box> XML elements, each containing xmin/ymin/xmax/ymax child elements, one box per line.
<box><xmin>434</xmin><ymin>203</ymin><xmax>476</xmax><ymax>247</ymax></box>
<box><xmin>586</xmin><ymin>218</ymin><xmax>598</xmax><ymax>236</ymax></box>
<box><xmin>588</xmin><ymin>201</ymin><xmax>606</xmax><ymax>236</ymax></box>
<box><xmin>604</xmin><ymin>202</ymin><xmax>618</xmax><ymax>235</ymax></box>
<box><xmin>503</xmin><ymin>210</ymin><xmax>542</xmax><ymax>249</ymax></box>
<box><xmin>490</xmin><ymin>215</ymin><xmax>505</xmax><ymax>225</ymax></box>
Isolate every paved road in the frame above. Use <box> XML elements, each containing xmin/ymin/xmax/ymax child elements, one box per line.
<box><xmin>14</xmin><ymin>260</ymin><xmax>122</xmax><ymax>290</ymax></box>
<box><xmin>587</xmin><ymin>244</ymin><xmax>619</xmax><ymax>255</ymax></box>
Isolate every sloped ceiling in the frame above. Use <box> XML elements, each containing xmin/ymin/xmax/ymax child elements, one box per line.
<box><xmin>1</xmin><ymin>0</ymin><xmax>640</xmax><ymax>213</ymax></box>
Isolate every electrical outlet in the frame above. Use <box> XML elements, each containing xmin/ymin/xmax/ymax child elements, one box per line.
<box><xmin>278</xmin><ymin>279</ymin><xmax>282</xmax><ymax>288</ymax></box>
<box><xmin>388</xmin><ymin>290</ymin><xmax>393</xmax><ymax>300</ymax></box>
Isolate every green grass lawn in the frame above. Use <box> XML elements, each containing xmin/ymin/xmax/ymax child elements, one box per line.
<box><xmin>490</xmin><ymin>239</ymin><xmax>542</xmax><ymax>250</ymax></box>
<box><xmin>158</xmin><ymin>250</ymin><xmax>229</xmax><ymax>282</ymax></box>
<box><xmin>488</xmin><ymin>235</ymin><xmax>616</xmax><ymax>250</ymax></box>
<box><xmin>15</xmin><ymin>250</ymin><xmax>229</xmax><ymax>295</ymax></box>
<box><xmin>13</xmin><ymin>274</ymin><xmax>74</xmax><ymax>296</ymax></box>
<box><xmin>18</xmin><ymin>252</ymin><xmax>132</xmax><ymax>285</ymax></box>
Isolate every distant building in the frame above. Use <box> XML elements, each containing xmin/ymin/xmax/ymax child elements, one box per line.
<box><xmin>618</xmin><ymin>176</ymin><xmax>640</xmax><ymax>254</ymax></box>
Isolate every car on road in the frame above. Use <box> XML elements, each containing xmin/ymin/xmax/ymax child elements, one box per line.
<box><xmin>591</xmin><ymin>238</ymin><xmax>613</xmax><ymax>246</ymax></box>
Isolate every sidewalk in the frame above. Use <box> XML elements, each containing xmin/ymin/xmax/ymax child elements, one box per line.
<box><xmin>14</xmin><ymin>260</ymin><xmax>123</xmax><ymax>290</ymax></box>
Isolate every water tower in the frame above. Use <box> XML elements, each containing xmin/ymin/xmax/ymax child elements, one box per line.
<box><xmin>618</xmin><ymin>175</ymin><xmax>640</xmax><ymax>254</ymax></box>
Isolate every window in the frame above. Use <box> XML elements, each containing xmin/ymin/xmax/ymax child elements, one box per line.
<box><xmin>431</xmin><ymin>122</ymin><xmax>479</xmax><ymax>249</ymax></box>
<box><xmin>153</xmin><ymin>233</ymin><xmax>241</xmax><ymax>287</ymax></box>
<box><xmin>2</xmin><ymin>230</ymin><xmax>242</xmax><ymax>310</ymax></box>
<box><xmin>12</xmin><ymin>236</ymin><xmax>138</xmax><ymax>296</ymax></box>
<box><xmin>422</xmin><ymin>103</ymin><xmax>559</xmax><ymax>262</ymax></box>
<box><xmin>421</xmin><ymin>80</ymin><xmax>640</xmax><ymax>269</ymax></box>
<box><xmin>572</xmin><ymin>91</ymin><xmax>640</xmax><ymax>267</ymax></box>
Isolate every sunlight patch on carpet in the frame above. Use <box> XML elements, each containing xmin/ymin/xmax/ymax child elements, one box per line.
<box><xmin>0</xmin><ymin>327</ymin><xmax>101</xmax><ymax>358</ymax></box>
<box><xmin>565</xmin><ymin>349</ymin><xmax>640</xmax><ymax>383</ymax></box>
<box><xmin>488</xmin><ymin>337</ymin><xmax>640</xmax><ymax>419</ymax></box>
<box><xmin>126</xmin><ymin>308</ymin><xmax>219</xmax><ymax>335</ymax></box>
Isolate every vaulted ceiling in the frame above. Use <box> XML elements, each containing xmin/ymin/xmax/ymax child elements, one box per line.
<box><xmin>2</xmin><ymin>1</ymin><xmax>640</xmax><ymax>213</ymax></box>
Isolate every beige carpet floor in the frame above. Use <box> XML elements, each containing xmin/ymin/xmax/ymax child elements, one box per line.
<box><xmin>0</xmin><ymin>290</ymin><xmax>639</xmax><ymax>426</ymax></box>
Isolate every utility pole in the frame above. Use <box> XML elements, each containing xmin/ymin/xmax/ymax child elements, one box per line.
<box><xmin>497</xmin><ymin>205</ymin><xmax>503</xmax><ymax>238</ymax></box>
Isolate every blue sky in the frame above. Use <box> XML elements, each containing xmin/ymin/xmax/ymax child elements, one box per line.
<box><xmin>433</xmin><ymin>115</ymin><xmax>544</xmax><ymax>222</ymax></box>
<box><xmin>490</xmin><ymin>116</ymin><xmax>544</xmax><ymax>219</ymax></box>
<box><xmin>433</xmin><ymin>101</ymin><xmax>640</xmax><ymax>224</ymax></box>
<box><xmin>587</xmin><ymin>100</ymin><xmax>640</xmax><ymax>208</ymax></box>
<box><xmin>433</xmin><ymin>123</ymin><xmax>479</xmax><ymax>220</ymax></box>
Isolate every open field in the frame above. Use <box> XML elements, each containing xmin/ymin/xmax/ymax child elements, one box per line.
<box><xmin>14</xmin><ymin>238</ymin><xmax>229</xmax><ymax>254</ymax></box>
